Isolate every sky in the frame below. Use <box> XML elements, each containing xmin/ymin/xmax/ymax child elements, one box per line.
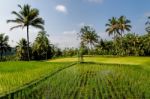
<box><xmin>0</xmin><ymin>0</ymin><xmax>150</xmax><ymax>48</ymax></box>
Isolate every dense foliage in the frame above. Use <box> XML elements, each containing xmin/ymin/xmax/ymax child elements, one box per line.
<box><xmin>7</xmin><ymin>4</ymin><xmax>44</xmax><ymax>61</ymax></box>
<box><xmin>0</xmin><ymin>34</ymin><xmax>11</xmax><ymax>61</ymax></box>
<box><xmin>94</xmin><ymin>33</ymin><xmax>150</xmax><ymax>56</ymax></box>
<box><xmin>1</xmin><ymin>4</ymin><xmax>150</xmax><ymax>61</ymax></box>
<box><xmin>16</xmin><ymin>38</ymin><xmax>30</xmax><ymax>60</ymax></box>
<box><xmin>32</xmin><ymin>31</ymin><xmax>53</xmax><ymax>60</ymax></box>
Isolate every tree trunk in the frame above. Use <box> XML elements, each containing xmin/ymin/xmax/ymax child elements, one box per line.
<box><xmin>0</xmin><ymin>52</ymin><xmax>2</xmax><ymax>61</ymax></box>
<box><xmin>46</xmin><ymin>52</ymin><xmax>47</xmax><ymax>60</ymax></box>
<box><xmin>0</xmin><ymin>50</ymin><xmax>3</xmax><ymax>61</ymax></box>
<box><xmin>90</xmin><ymin>42</ymin><xmax>93</xmax><ymax>55</ymax></box>
<box><xmin>27</xmin><ymin>25</ymin><xmax>30</xmax><ymax>61</ymax></box>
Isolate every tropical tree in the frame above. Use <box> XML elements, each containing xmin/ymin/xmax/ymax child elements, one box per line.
<box><xmin>106</xmin><ymin>17</ymin><xmax>120</xmax><ymax>54</ymax></box>
<box><xmin>95</xmin><ymin>39</ymin><xmax>114</xmax><ymax>55</ymax></box>
<box><xmin>118</xmin><ymin>16</ymin><xmax>131</xmax><ymax>37</ymax></box>
<box><xmin>78</xmin><ymin>26</ymin><xmax>99</xmax><ymax>49</ymax></box>
<box><xmin>141</xmin><ymin>34</ymin><xmax>150</xmax><ymax>55</ymax></box>
<box><xmin>16</xmin><ymin>38</ymin><xmax>29</xmax><ymax>60</ymax></box>
<box><xmin>51</xmin><ymin>45</ymin><xmax>62</xmax><ymax>58</ymax></box>
<box><xmin>145</xmin><ymin>16</ymin><xmax>150</xmax><ymax>33</ymax></box>
<box><xmin>7</xmin><ymin>4</ymin><xmax>44</xmax><ymax>61</ymax></box>
<box><xmin>32</xmin><ymin>31</ymin><xmax>50</xmax><ymax>60</ymax></box>
<box><xmin>106</xmin><ymin>16</ymin><xmax>131</xmax><ymax>55</ymax></box>
<box><xmin>106</xmin><ymin>16</ymin><xmax>131</xmax><ymax>38</ymax></box>
<box><xmin>78</xmin><ymin>42</ymin><xmax>86</xmax><ymax>63</ymax></box>
<box><xmin>106</xmin><ymin>17</ymin><xmax>119</xmax><ymax>39</ymax></box>
<box><xmin>0</xmin><ymin>33</ymin><xmax>11</xmax><ymax>60</ymax></box>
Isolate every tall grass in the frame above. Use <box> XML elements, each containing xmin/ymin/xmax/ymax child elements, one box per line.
<box><xmin>10</xmin><ymin>63</ymin><xmax>149</xmax><ymax>99</ymax></box>
<box><xmin>0</xmin><ymin>61</ymin><xmax>71</xmax><ymax>94</ymax></box>
<box><xmin>1</xmin><ymin>56</ymin><xmax>150</xmax><ymax>98</ymax></box>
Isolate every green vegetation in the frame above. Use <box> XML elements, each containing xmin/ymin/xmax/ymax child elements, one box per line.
<box><xmin>0</xmin><ymin>56</ymin><xmax>149</xmax><ymax>98</ymax></box>
<box><xmin>7</xmin><ymin>4</ymin><xmax>44</xmax><ymax>61</ymax></box>
<box><xmin>0</xmin><ymin>2</ymin><xmax>150</xmax><ymax>99</ymax></box>
<box><xmin>32</xmin><ymin>31</ymin><xmax>52</xmax><ymax>60</ymax></box>
<box><xmin>0</xmin><ymin>34</ymin><xmax>11</xmax><ymax>61</ymax></box>
<box><xmin>27</xmin><ymin>63</ymin><xmax>149</xmax><ymax>99</ymax></box>
<box><xmin>16</xmin><ymin>38</ymin><xmax>29</xmax><ymax>60</ymax></box>
<box><xmin>1</xmin><ymin>5</ymin><xmax>150</xmax><ymax>60</ymax></box>
<box><xmin>0</xmin><ymin>61</ymin><xmax>71</xmax><ymax>94</ymax></box>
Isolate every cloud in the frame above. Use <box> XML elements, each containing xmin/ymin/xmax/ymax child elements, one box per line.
<box><xmin>63</xmin><ymin>30</ymin><xmax>77</xmax><ymax>35</ymax></box>
<box><xmin>78</xmin><ymin>22</ymin><xmax>94</xmax><ymax>27</ymax></box>
<box><xmin>85</xmin><ymin>0</ymin><xmax>103</xmax><ymax>3</ymax></box>
<box><xmin>98</xmin><ymin>32</ymin><xmax>111</xmax><ymax>40</ymax></box>
<box><xmin>55</xmin><ymin>5</ymin><xmax>67</xmax><ymax>14</ymax></box>
<box><xmin>144</xmin><ymin>12</ymin><xmax>150</xmax><ymax>17</ymax></box>
<box><xmin>50</xmin><ymin>34</ymin><xmax>79</xmax><ymax>49</ymax></box>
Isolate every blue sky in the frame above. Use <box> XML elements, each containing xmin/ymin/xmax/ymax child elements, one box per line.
<box><xmin>0</xmin><ymin>0</ymin><xmax>150</xmax><ymax>48</ymax></box>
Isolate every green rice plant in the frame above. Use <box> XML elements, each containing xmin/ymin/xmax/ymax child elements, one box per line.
<box><xmin>0</xmin><ymin>61</ymin><xmax>72</xmax><ymax>94</ymax></box>
<box><xmin>1</xmin><ymin>56</ymin><xmax>150</xmax><ymax>99</ymax></box>
<box><xmin>21</xmin><ymin>63</ymin><xmax>149</xmax><ymax>99</ymax></box>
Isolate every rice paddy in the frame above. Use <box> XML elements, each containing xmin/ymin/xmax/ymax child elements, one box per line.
<box><xmin>0</xmin><ymin>56</ymin><xmax>150</xmax><ymax>99</ymax></box>
<box><xmin>0</xmin><ymin>61</ymin><xmax>71</xmax><ymax>94</ymax></box>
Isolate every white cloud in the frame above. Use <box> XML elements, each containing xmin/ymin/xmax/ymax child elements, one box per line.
<box><xmin>63</xmin><ymin>30</ymin><xmax>77</xmax><ymax>35</ymax></box>
<box><xmin>98</xmin><ymin>32</ymin><xmax>111</xmax><ymax>40</ymax></box>
<box><xmin>50</xmin><ymin>30</ymin><xmax>80</xmax><ymax>49</ymax></box>
<box><xmin>55</xmin><ymin>5</ymin><xmax>67</xmax><ymax>14</ymax></box>
<box><xmin>85</xmin><ymin>0</ymin><xmax>103</xmax><ymax>3</ymax></box>
<box><xmin>144</xmin><ymin>12</ymin><xmax>150</xmax><ymax>17</ymax></box>
<box><xmin>50</xmin><ymin>34</ymin><xmax>79</xmax><ymax>49</ymax></box>
<box><xmin>79</xmin><ymin>22</ymin><xmax>85</xmax><ymax>27</ymax></box>
<box><xmin>78</xmin><ymin>22</ymin><xmax>94</xmax><ymax>27</ymax></box>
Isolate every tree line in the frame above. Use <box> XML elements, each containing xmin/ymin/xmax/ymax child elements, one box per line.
<box><xmin>1</xmin><ymin>4</ymin><xmax>150</xmax><ymax>61</ymax></box>
<box><xmin>0</xmin><ymin>4</ymin><xmax>57</xmax><ymax>61</ymax></box>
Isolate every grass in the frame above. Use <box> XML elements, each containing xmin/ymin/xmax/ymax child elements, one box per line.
<box><xmin>50</xmin><ymin>56</ymin><xmax>150</xmax><ymax>70</ymax></box>
<box><xmin>0</xmin><ymin>56</ymin><xmax>150</xmax><ymax>98</ymax></box>
<box><xmin>21</xmin><ymin>63</ymin><xmax>150</xmax><ymax>98</ymax></box>
<box><xmin>49</xmin><ymin>56</ymin><xmax>150</xmax><ymax>64</ymax></box>
<box><xmin>0</xmin><ymin>61</ymin><xmax>71</xmax><ymax>94</ymax></box>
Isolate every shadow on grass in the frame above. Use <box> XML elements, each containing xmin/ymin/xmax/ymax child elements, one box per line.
<box><xmin>78</xmin><ymin>61</ymin><xmax>140</xmax><ymax>67</ymax></box>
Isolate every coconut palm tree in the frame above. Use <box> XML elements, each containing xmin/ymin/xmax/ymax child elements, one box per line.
<box><xmin>106</xmin><ymin>16</ymin><xmax>131</xmax><ymax>38</ymax></box>
<box><xmin>78</xmin><ymin>26</ymin><xmax>99</xmax><ymax>49</ymax></box>
<box><xmin>145</xmin><ymin>16</ymin><xmax>150</xmax><ymax>33</ymax></box>
<box><xmin>106</xmin><ymin>17</ymin><xmax>120</xmax><ymax>54</ymax></box>
<box><xmin>106</xmin><ymin>16</ymin><xmax>131</xmax><ymax>55</ymax></box>
<box><xmin>0</xmin><ymin>33</ymin><xmax>11</xmax><ymax>60</ymax></box>
<box><xmin>118</xmin><ymin>16</ymin><xmax>131</xmax><ymax>37</ymax></box>
<box><xmin>16</xmin><ymin>38</ymin><xmax>28</xmax><ymax>60</ymax></box>
<box><xmin>106</xmin><ymin>17</ymin><xmax>119</xmax><ymax>39</ymax></box>
<box><xmin>7</xmin><ymin>4</ymin><xmax>44</xmax><ymax>61</ymax></box>
<box><xmin>32</xmin><ymin>31</ymin><xmax>50</xmax><ymax>60</ymax></box>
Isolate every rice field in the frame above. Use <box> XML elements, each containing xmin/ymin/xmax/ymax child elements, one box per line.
<box><xmin>0</xmin><ymin>56</ymin><xmax>150</xmax><ymax>99</ymax></box>
<box><xmin>0</xmin><ymin>61</ymin><xmax>71</xmax><ymax>94</ymax></box>
<box><xmin>50</xmin><ymin>56</ymin><xmax>150</xmax><ymax>65</ymax></box>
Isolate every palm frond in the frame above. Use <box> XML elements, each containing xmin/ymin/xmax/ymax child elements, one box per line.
<box><xmin>31</xmin><ymin>24</ymin><xmax>44</xmax><ymax>30</ymax></box>
<box><xmin>11</xmin><ymin>11</ymin><xmax>23</xmax><ymax>20</ymax></box>
<box><xmin>10</xmin><ymin>25</ymin><xmax>23</xmax><ymax>30</ymax></box>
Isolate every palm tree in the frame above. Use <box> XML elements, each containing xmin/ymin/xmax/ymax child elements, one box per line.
<box><xmin>106</xmin><ymin>16</ymin><xmax>131</xmax><ymax>56</ymax></box>
<box><xmin>7</xmin><ymin>4</ymin><xmax>44</xmax><ymax>61</ymax></box>
<box><xmin>106</xmin><ymin>17</ymin><xmax>120</xmax><ymax>54</ymax></box>
<box><xmin>106</xmin><ymin>17</ymin><xmax>119</xmax><ymax>39</ymax></box>
<box><xmin>33</xmin><ymin>31</ymin><xmax>50</xmax><ymax>60</ymax></box>
<box><xmin>106</xmin><ymin>16</ymin><xmax>131</xmax><ymax>38</ymax></box>
<box><xmin>118</xmin><ymin>16</ymin><xmax>131</xmax><ymax>37</ymax></box>
<box><xmin>0</xmin><ymin>33</ymin><xmax>11</xmax><ymax>60</ymax></box>
<box><xmin>78</xmin><ymin>26</ymin><xmax>99</xmax><ymax>49</ymax></box>
<box><xmin>145</xmin><ymin>16</ymin><xmax>150</xmax><ymax>33</ymax></box>
<box><xmin>16</xmin><ymin>38</ymin><xmax>28</xmax><ymax>60</ymax></box>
